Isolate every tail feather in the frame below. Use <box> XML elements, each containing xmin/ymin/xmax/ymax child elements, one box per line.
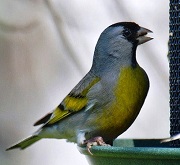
<box><xmin>6</xmin><ymin>135</ymin><xmax>41</xmax><ymax>150</ymax></box>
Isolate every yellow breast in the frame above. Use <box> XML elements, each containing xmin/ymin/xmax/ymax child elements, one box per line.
<box><xmin>112</xmin><ymin>65</ymin><xmax>149</xmax><ymax>132</ymax></box>
<box><xmin>99</xmin><ymin>65</ymin><xmax>149</xmax><ymax>138</ymax></box>
<box><xmin>115</xmin><ymin>65</ymin><xmax>149</xmax><ymax>111</ymax></box>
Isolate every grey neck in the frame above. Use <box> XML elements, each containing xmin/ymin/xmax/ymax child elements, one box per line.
<box><xmin>90</xmin><ymin>46</ymin><xmax>137</xmax><ymax>77</ymax></box>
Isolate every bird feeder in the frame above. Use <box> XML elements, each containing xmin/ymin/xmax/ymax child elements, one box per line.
<box><xmin>78</xmin><ymin>0</ymin><xmax>180</xmax><ymax>164</ymax></box>
<box><xmin>169</xmin><ymin>0</ymin><xmax>180</xmax><ymax>147</ymax></box>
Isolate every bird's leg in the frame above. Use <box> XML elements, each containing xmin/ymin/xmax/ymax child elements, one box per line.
<box><xmin>83</xmin><ymin>136</ymin><xmax>111</xmax><ymax>155</ymax></box>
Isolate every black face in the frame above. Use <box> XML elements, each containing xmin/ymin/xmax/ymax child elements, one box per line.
<box><xmin>109</xmin><ymin>22</ymin><xmax>141</xmax><ymax>44</ymax></box>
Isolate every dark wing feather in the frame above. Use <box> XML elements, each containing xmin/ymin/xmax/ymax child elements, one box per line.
<box><xmin>34</xmin><ymin>73</ymin><xmax>100</xmax><ymax>126</ymax></box>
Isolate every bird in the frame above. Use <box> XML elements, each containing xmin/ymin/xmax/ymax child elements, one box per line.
<box><xmin>6</xmin><ymin>22</ymin><xmax>153</xmax><ymax>154</ymax></box>
<box><xmin>161</xmin><ymin>133</ymin><xmax>180</xmax><ymax>143</ymax></box>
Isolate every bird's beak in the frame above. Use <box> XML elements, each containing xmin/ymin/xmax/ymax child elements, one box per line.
<box><xmin>136</xmin><ymin>27</ymin><xmax>153</xmax><ymax>45</ymax></box>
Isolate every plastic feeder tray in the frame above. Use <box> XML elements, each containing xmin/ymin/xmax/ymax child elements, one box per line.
<box><xmin>78</xmin><ymin>139</ymin><xmax>180</xmax><ymax>165</ymax></box>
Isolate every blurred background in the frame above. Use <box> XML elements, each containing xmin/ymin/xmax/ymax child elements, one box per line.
<box><xmin>0</xmin><ymin>0</ymin><xmax>169</xmax><ymax>165</ymax></box>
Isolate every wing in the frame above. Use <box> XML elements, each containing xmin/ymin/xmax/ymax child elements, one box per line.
<box><xmin>34</xmin><ymin>72</ymin><xmax>100</xmax><ymax>126</ymax></box>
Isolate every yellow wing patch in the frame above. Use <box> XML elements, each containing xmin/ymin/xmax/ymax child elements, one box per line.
<box><xmin>46</xmin><ymin>77</ymin><xmax>100</xmax><ymax>125</ymax></box>
<box><xmin>63</xmin><ymin>96</ymin><xmax>88</xmax><ymax>112</ymax></box>
<box><xmin>47</xmin><ymin>107</ymin><xmax>71</xmax><ymax>124</ymax></box>
<box><xmin>48</xmin><ymin>97</ymin><xmax>88</xmax><ymax>125</ymax></box>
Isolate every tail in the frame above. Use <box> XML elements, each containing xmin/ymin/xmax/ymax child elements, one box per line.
<box><xmin>6</xmin><ymin>135</ymin><xmax>41</xmax><ymax>150</ymax></box>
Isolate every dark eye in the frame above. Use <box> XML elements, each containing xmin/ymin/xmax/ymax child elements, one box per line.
<box><xmin>123</xmin><ymin>29</ymin><xmax>131</xmax><ymax>37</ymax></box>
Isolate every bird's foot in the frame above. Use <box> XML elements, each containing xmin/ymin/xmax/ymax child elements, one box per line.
<box><xmin>84</xmin><ymin>136</ymin><xmax>111</xmax><ymax>155</ymax></box>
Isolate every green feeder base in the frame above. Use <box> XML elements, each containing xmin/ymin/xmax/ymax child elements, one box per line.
<box><xmin>78</xmin><ymin>139</ymin><xmax>180</xmax><ymax>165</ymax></box>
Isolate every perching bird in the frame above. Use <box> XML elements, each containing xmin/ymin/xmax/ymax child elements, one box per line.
<box><xmin>6</xmin><ymin>22</ymin><xmax>153</xmax><ymax>153</ymax></box>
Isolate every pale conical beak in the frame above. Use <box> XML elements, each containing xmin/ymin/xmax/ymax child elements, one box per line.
<box><xmin>137</xmin><ymin>27</ymin><xmax>153</xmax><ymax>45</ymax></box>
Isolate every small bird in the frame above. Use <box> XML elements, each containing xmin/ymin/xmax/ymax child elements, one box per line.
<box><xmin>161</xmin><ymin>133</ymin><xmax>180</xmax><ymax>143</ymax></box>
<box><xmin>6</xmin><ymin>22</ymin><xmax>153</xmax><ymax>154</ymax></box>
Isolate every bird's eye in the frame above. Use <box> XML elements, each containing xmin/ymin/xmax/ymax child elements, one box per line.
<box><xmin>123</xmin><ymin>29</ymin><xmax>131</xmax><ymax>37</ymax></box>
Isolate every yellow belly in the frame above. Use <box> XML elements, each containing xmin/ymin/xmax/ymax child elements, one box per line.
<box><xmin>100</xmin><ymin>65</ymin><xmax>149</xmax><ymax>139</ymax></box>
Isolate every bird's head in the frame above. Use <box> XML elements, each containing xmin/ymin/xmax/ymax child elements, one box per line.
<box><xmin>92</xmin><ymin>22</ymin><xmax>153</xmax><ymax>73</ymax></box>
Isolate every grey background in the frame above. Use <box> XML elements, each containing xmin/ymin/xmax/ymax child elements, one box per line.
<box><xmin>1</xmin><ymin>1</ymin><xmax>169</xmax><ymax>165</ymax></box>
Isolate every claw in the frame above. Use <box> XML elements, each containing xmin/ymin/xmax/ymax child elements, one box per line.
<box><xmin>84</xmin><ymin>136</ymin><xmax>111</xmax><ymax>155</ymax></box>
